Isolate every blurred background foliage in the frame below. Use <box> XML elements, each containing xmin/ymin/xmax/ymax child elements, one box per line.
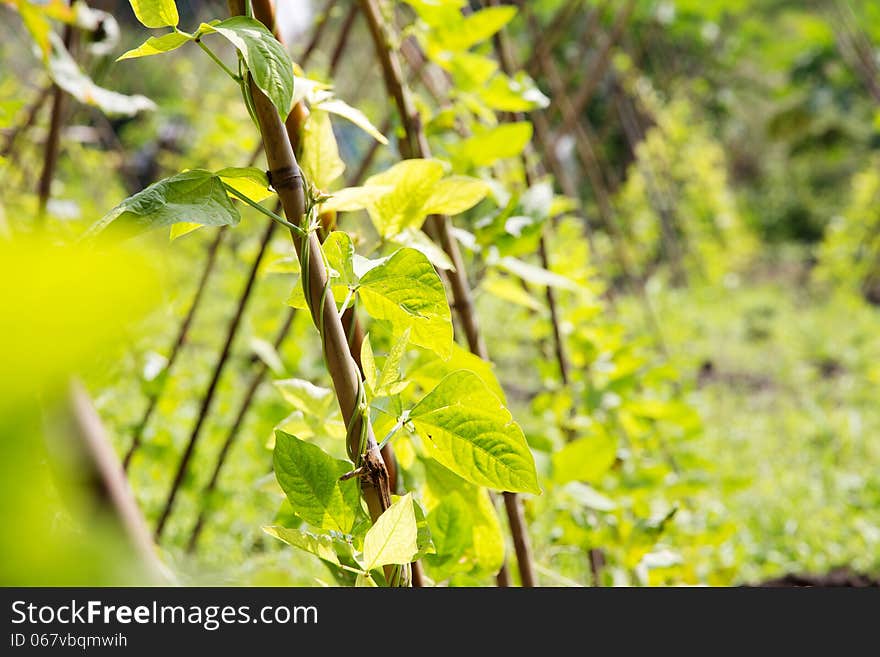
<box><xmin>1</xmin><ymin>0</ymin><xmax>879</xmax><ymax>586</ymax></box>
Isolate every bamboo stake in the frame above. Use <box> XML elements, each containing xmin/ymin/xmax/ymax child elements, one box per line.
<box><xmin>58</xmin><ymin>381</ymin><xmax>169</xmax><ymax>583</ymax></box>
<box><xmin>37</xmin><ymin>3</ymin><xmax>75</xmax><ymax>223</ymax></box>
<box><xmin>228</xmin><ymin>0</ymin><xmax>396</xmax><ymax>579</ymax></box>
<box><xmin>254</xmin><ymin>0</ymin><xmax>413</xmax><ymax>584</ymax></box>
<box><xmin>358</xmin><ymin>0</ymin><xmax>535</xmax><ymax>587</ymax></box>
<box><xmin>2</xmin><ymin>82</ymin><xmax>52</xmax><ymax>159</ymax></box>
<box><xmin>122</xmin><ymin>0</ymin><xmax>334</xmax><ymax>472</ymax></box>
<box><xmin>546</xmin><ymin>0</ymin><xmax>636</xmax><ymax>151</ymax></box>
<box><xmin>486</xmin><ymin>0</ymin><xmax>571</xmax><ymax>388</ymax></box>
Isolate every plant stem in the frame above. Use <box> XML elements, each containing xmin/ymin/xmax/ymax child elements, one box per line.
<box><xmin>230</xmin><ymin>0</ymin><xmax>396</xmax><ymax>582</ymax></box>
<box><xmin>196</xmin><ymin>39</ymin><xmax>241</xmax><ymax>82</ymax></box>
<box><xmin>37</xmin><ymin>8</ymin><xmax>75</xmax><ymax>224</ymax></box>
<box><xmin>222</xmin><ymin>183</ymin><xmax>307</xmax><ymax>236</ymax></box>
<box><xmin>358</xmin><ymin>0</ymin><xmax>534</xmax><ymax>587</ymax></box>
<box><xmin>60</xmin><ymin>380</ymin><xmax>168</xmax><ymax>583</ymax></box>
<box><xmin>2</xmin><ymin>81</ymin><xmax>52</xmax><ymax>159</ymax></box>
<box><xmin>154</xmin><ymin>218</ymin><xmax>276</xmax><ymax>542</ymax></box>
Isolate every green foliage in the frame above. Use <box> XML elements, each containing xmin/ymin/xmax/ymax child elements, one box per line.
<box><xmin>86</xmin><ymin>169</ymin><xmax>241</xmax><ymax>240</ymax></box>
<box><xmin>409</xmin><ymin>370</ymin><xmax>540</xmax><ymax>494</ymax></box>
<box><xmin>361</xmin><ymin>493</ymin><xmax>419</xmax><ymax>570</ymax></box>
<box><xmin>273</xmin><ymin>430</ymin><xmax>361</xmax><ymax>534</ymax></box>
<box><xmin>128</xmin><ymin>0</ymin><xmax>179</xmax><ymax>29</ymax></box>
<box><xmin>815</xmin><ymin>157</ymin><xmax>880</xmax><ymax>303</ymax></box>
<box><xmin>198</xmin><ymin>17</ymin><xmax>294</xmax><ymax>118</ymax></box>
<box><xmin>3</xmin><ymin>0</ymin><xmax>878</xmax><ymax>590</ymax></box>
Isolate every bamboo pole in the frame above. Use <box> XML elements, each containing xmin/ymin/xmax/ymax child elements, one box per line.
<box><xmin>228</xmin><ymin>1</ymin><xmax>397</xmax><ymax>582</ymax></box>
<box><xmin>358</xmin><ymin>0</ymin><xmax>536</xmax><ymax>587</ymax></box>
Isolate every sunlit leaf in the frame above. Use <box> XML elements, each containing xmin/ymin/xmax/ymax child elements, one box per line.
<box><xmin>273</xmin><ymin>430</ymin><xmax>361</xmax><ymax>533</ymax></box>
<box><xmin>410</xmin><ymin>370</ymin><xmax>539</xmax><ymax>494</ymax></box>
<box><xmin>86</xmin><ymin>169</ymin><xmax>237</xmax><ymax>240</ymax></box>
<box><xmin>117</xmin><ymin>30</ymin><xmax>192</xmax><ymax>61</ymax></box>
<box><xmin>200</xmin><ymin>16</ymin><xmax>294</xmax><ymax>118</ymax></box>
<box><xmin>362</xmin><ymin>493</ymin><xmax>419</xmax><ymax>570</ymax></box>
<box><xmin>358</xmin><ymin>248</ymin><xmax>453</xmax><ymax>358</ymax></box>
<box><xmin>301</xmin><ymin>110</ymin><xmax>345</xmax><ymax>190</ymax></box>
<box><xmin>127</xmin><ymin>0</ymin><xmax>179</xmax><ymax>28</ymax></box>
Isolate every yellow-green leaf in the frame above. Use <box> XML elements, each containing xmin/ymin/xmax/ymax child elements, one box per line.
<box><xmin>117</xmin><ymin>30</ymin><xmax>192</xmax><ymax>61</ymax></box>
<box><xmin>552</xmin><ymin>430</ymin><xmax>618</xmax><ymax>485</ymax></box>
<box><xmin>321</xmin><ymin>184</ymin><xmax>393</xmax><ymax>213</ymax></box>
<box><xmin>301</xmin><ymin>110</ymin><xmax>345</xmax><ymax>190</ymax></box>
<box><xmin>364</xmin><ymin>159</ymin><xmax>445</xmax><ymax>237</ymax></box>
<box><xmin>316</xmin><ymin>98</ymin><xmax>388</xmax><ymax>145</ymax></box>
<box><xmin>447</xmin><ymin>122</ymin><xmax>533</xmax><ymax>169</ymax></box>
<box><xmin>358</xmin><ymin>248</ymin><xmax>453</xmax><ymax>358</ymax></box>
<box><xmin>422</xmin><ymin>175</ymin><xmax>490</xmax><ymax>216</ymax></box>
<box><xmin>128</xmin><ymin>0</ymin><xmax>179</xmax><ymax>28</ymax></box>
<box><xmin>273</xmin><ymin>430</ymin><xmax>361</xmax><ymax>533</ymax></box>
<box><xmin>362</xmin><ymin>493</ymin><xmax>419</xmax><ymax>570</ymax></box>
<box><xmin>217</xmin><ymin>166</ymin><xmax>273</xmax><ymax>202</ymax></box>
<box><xmin>410</xmin><ymin>370</ymin><xmax>540</xmax><ymax>494</ymax></box>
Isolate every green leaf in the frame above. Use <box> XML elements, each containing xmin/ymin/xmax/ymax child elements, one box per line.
<box><xmin>480</xmin><ymin>273</ymin><xmax>543</xmax><ymax>312</ymax></box>
<box><xmin>321</xmin><ymin>231</ymin><xmax>357</xmax><ymax>287</ymax></box>
<box><xmin>362</xmin><ymin>493</ymin><xmax>419</xmax><ymax>570</ymax></box>
<box><xmin>320</xmin><ymin>184</ymin><xmax>393</xmax><ymax>213</ymax></box>
<box><xmin>358</xmin><ymin>248</ymin><xmax>453</xmax><ymax>358</ymax></box>
<box><xmin>361</xmin><ymin>335</ymin><xmax>378</xmax><ymax>393</ymax></box>
<box><xmin>262</xmin><ymin>526</ymin><xmax>347</xmax><ymax>566</ymax></box>
<box><xmin>364</xmin><ymin>159</ymin><xmax>445</xmax><ymax>237</ymax></box>
<box><xmin>479</xmin><ymin>71</ymin><xmax>550</xmax><ymax>112</ymax></box>
<box><xmin>300</xmin><ymin>110</ymin><xmax>345</xmax><ymax>190</ymax></box>
<box><xmin>563</xmin><ymin>482</ymin><xmax>616</xmax><ymax>512</ymax></box>
<box><xmin>410</xmin><ymin>342</ymin><xmax>507</xmax><ymax>403</ymax></box>
<box><xmin>405</xmin><ymin>0</ymin><xmax>465</xmax><ymax>26</ymax></box>
<box><xmin>431</xmin><ymin>5</ymin><xmax>517</xmax><ymax>52</ymax></box>
<box><xmin>201</xmin><ymin>16</ymin><xmax>294</xmax><ymax>118</ymax></box>
<box><xmin>86</xmin><ymin>169</ymin><xmax>237</xmax><ymax>240</ymax></box>
<box><xmin>410</xmin><ymin>370</ymin><xmax>540</xmax><ymax>494</ymax></box>
<box><xmin>273</xmin><ymin>430</ymin><xmax>361</xmax><ymax>533</ymax></box>
<box><xmin>552</xmin><ymin>430</ymin><xmax>618</xmax><ymax>485</ymax></box>
<box><xmin>49</xmin><ymin>33</ymin><xmax>155</xmax><ymax>117</ymax></box>
<box><xmin>249</xmin><ymin>337</ymin><xmax>284</xmax><ymax>375</ymax></box>
<box><xmin>423</xmin><ymin>176</ymin><xmax>490</xmax><ymax>216</ymax></box>
<box><xmin>427</xmin><ymin>493</ymin><xmax>471</xmax><ymax>557</ymax></box>
<box><xmin>274</xmin><ymin>378</ymin><xmax>334</xmax><ymax>418</ymax></box>
<box><xmin>390</xmin><ymin>229</ymin><xmax>455</xmax><ymax>271</ymax></box>
<box><xmin>315</xmin><ymin>98</ymin><xmax>388</xmax><ymax>145</ymax></box>
<box><xmin>168</xmin><ymin>222</ymin><xmax>203</xmax><ymax>241</ymax></box>
<box><xmin>422</xmin><ymin>459</ymin><xmax>504</xmax><ymax>575</ymax></box>
<box><xmin>447</xmin><ymin>122</ymin><xmax>532</xmax><ymax>168</ymax></box>
<box><xmin>377</xmin><ymin>328</ymin><xmax>411</xmax><ymax>393</ymax></box>
<box><xmin>117</xmin><ymin>30</ymin><xmax>192</xmax><ymax>61</ymax></box>
<box><xmin>216</xmin><ymin>166</ymin><xmax>273</xmax><ymax>202</ymax></box>
<box><xmin>128</xmin><ymin>0</ymin><xmax>179</xmax><ymax>28</ymax></box>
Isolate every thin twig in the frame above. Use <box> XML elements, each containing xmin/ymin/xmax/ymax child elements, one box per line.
<box><xmin>37</xmin><ymin>5</ymin><xmax>76</xmax><ymax>223</ymax></box>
